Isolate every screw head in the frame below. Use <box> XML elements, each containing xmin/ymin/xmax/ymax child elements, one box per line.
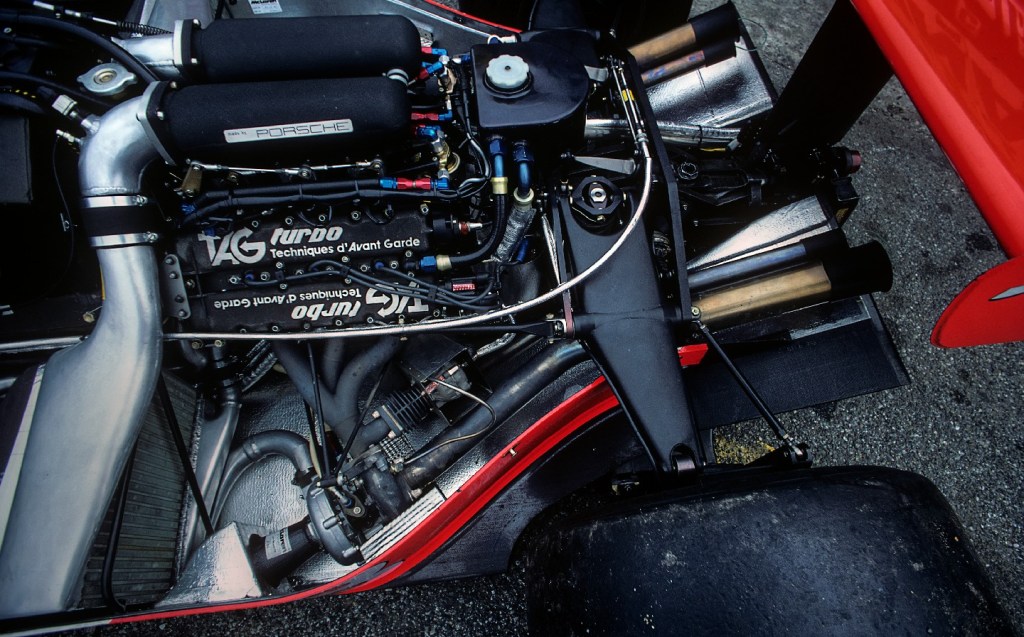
<box><xmin>587</xmin><ymin>182</ymin><xmax>608</xmax><ymax>207</ymax></box>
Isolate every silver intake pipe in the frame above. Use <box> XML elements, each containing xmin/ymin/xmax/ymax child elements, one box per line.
<box><xmin>0</xmin><ymin>94</ymin><xmax>163</xmax><ymax>617</ymax></box>
<box><xmin>79</xmin><ymin>90</ymin><xmax>161</xmax><ymax>198</ymax></box>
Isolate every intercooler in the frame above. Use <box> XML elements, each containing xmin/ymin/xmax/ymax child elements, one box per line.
<box><xmin>78</xmin><ymin>375</ymin><xmax>197</xmax><ymax>609</ymax></box>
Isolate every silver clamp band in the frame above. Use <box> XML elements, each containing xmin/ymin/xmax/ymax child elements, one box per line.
<box><xmin>172</xmin><ymin>20</ymin><xmax>188</xmax><ymax>69</ymax></box>
<box><xmin>137</xmin><ymin>82</ymin><xmax>177</xmax><ymax>166</ymax></box>
<box><xmin>90</xmin><ymin>232</ymin><xmax>161</xmax><ymax>249</ymax></box>
<box><xmin>81</xmin><ymin>195</ymin><xmax>149</xmax><ymax>209</ymax></box>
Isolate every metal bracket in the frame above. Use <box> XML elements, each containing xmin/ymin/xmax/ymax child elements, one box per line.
<box><xmin>160</xmin><ymin>254</ymin><xmax>191</xmax><ymax>320</ymax></box>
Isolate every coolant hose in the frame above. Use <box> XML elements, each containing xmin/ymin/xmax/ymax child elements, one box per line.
<box><xmin>331</xmin><ymin>337</ymin><xmax>404</xmax><ymax>452</ymax></box>
<box><xmin>449</xmin><ymin>194</ymin><xmax>508</xmax><ymax>266</ymax></box>
<box><xmin>402</xmin><ymin>341</ymin><xmax>590</xmax><ymax>489</ymax></box>
<box><xmin>214</xmin><ymin>430</ymin><xmax>314</xmax><ymax>525</ymax></box>
<box><xmin>0</xmin><ymin>11</ymin><xmax>158</xmax><ymax>83</ymax></box>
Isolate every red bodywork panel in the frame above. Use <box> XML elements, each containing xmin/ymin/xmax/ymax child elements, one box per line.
<box><xmin>850</xmin><ymin>0</ymin><xmax>1024</xmax><ymax>346</ymax></box>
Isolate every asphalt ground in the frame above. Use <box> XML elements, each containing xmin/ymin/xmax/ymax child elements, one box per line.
<box><xmin>68</xmin><ymin>1</ymin><xmax>1022</xmax><ymax>634</ymax></box>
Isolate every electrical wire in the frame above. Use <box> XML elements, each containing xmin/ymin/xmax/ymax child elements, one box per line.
<box><xmin>0</xmin><ymin>70</ymin><xmax>111</xmax><ymax>110</ymax></box>
<box><xmin>404</xmin><ymin>378</ymin><xmax>495</xmax><ymax>464</ymax></box>
<box><xmin>167</xmin><ymin>60</ymin><xmax>655</xmax><ymax>342</ymax></box>
<box><xmin>243</xmin><ymin>259</ymin><xmax>498</xmax><ymax>312</ymax></box>
<box><xmin>0</xmin><ymin>12</ymin><xmax>159</xmax><ymax>83</ymax></box>
<box><xmin>168</xmin><ymin>145</ymin><xmax>652</xmax><ymax>342</ymax></box>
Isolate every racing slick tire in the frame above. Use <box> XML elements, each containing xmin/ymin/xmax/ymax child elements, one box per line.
<box><xmin>525</xmin><ymin>466</ymin><xmax>1014</xmax><ymax>636</ymax></box>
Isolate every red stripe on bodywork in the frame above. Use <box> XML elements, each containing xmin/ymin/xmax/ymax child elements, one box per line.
<box><xmin>418</xmin><ymin>0</ymin><xmax>521</xmax><ymax>34</ymax></box>
<box><xmin>111</xmin><ymin>377</ymin><xmax>617</xmax><ymax>624</ymax></box>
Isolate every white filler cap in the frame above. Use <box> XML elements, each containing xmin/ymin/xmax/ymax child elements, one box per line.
<box><xmin>486</xmin><ymin>55</ymin><xmax>530</xmax><ymax>91</ymax></box>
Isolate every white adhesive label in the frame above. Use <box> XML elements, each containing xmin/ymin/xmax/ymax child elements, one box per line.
<box><xmin>247</xmin><ymin>0</ymin><xmax>282</xmax><ymax>14</ymax></box>
<box><xmin>265</xmin><ymin>528</ymin><xmax>292</xmax><ymax>560</ymax></box>
<box><xmin>224</xmin><ymin>118</ymin><xmax>353</xmax><ymax>144</ymax></box>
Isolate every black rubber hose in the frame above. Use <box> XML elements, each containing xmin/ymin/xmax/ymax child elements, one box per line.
<box><xmin>330</xmin><ymin>337</ymin><xmax>403</xmax><ymax>453</ymax></box>
<box><xmin>402</xmin><ymin>340</ymin><xmax>590</xmax><ymax>490</ymax></box>
<box><xmin>272</xmin><ymin>341</ymin><xmax>322</xmax><ymax>410</ymax></box>
<box><xmin>449</xmin><ymin>194</ymin><xmax>507</xmax><ymax>266</ymax></box>
<box><xmin>0</xmin><ymin>70</ymin><xmax>110</xmax><ymax>110</ymax></box>
<box><xmin>198</xmin><ymin>179</ymin><xmax>381</xmax><ymax>204</ymax></box>
<box><xmin>319</xmin><ymin>339</ymin><xmax>346</xmax><ymax>396</ymax></box>
<box><xmin>0</xmin><ymin>12</ymin><xmax>158</xmax><ymax>83</ymax></box>
<box><xmin>214</xmin><ymin>430</ymin><xmax>314</xmax><ymax>524</ymax></box>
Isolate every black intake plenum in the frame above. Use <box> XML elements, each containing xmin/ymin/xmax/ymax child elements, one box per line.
<box><xmin>151</xmin><ymin>77</ymin><xmax>409</xmax><ymax>164</ymax></box>
<box><xmin>190</xmin><ymin>16</ymin><xmax>422</xmax><ymax>82</ymax></box>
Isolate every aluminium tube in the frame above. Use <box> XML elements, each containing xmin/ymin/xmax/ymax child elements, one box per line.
<box><xmin>0</xmin><ymin>92</ymin><xmax>163</xmax><ymax>617</ymax></box>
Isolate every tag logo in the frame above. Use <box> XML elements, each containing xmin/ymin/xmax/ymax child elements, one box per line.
<box><xmin>198</xmin><ymin>228</ymin><xmax>266</xmax><ymax>266</ymax></box>
<box><xmin>366</xmin><ymin>289</ymin><xmax>430</xmax><ymax>317</ymax></box>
